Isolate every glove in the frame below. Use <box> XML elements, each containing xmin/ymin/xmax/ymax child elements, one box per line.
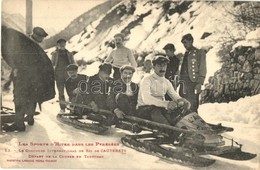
<box><xmin>177</xmin><ymin>98</ymin><xmax>191</xmax><ymax>110</ymax></box>
<box><xmin>114</xmin><ymin>108</ymin><xmax>125</xmax><ymax>119</ymax></box>
<box><xmin>167</xmin><ymin>101</ymin><xmax>178</xmax><ymax>111</ymax></box>
<box><xmin>195</xmin><ymin>84</ymin><xmax>202</xmax><ymax>94</ymax></box>
<box><xmin>90</xmin><ymin>101</ymin><xmax>99</xmax><ymax>112</ymax></box>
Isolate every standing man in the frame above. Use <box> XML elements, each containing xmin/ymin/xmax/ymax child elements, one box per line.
<box><xmin>163</xmin><ymin>43</ymin><xmax>180</xmax><ymax>83</ymax></box>
<box><xmin>163</xmin><ymin>43</ymin><xmax>180</xmax><ymax>101</ymax></box>
<box><xmin>104</xmin><ymin>33</ymin><xmax>137</xmax><ymax>79</ymax></box>
<box><xmin>107</xmin><ymin>65</ymin><xmax>139</xmax><ymax>119</ymax></box>
<box><xmin>2</xmin><ymin>26</ymin><xmax>55</xmax><ymax>131</ymax></box>
<box><xmin>30</xmin><ymin>27</ymin><xmax>48</xmax><ymax>44</ymax></box>
<box><xmin>137</xmin><ymin>55</ymin><xmax>190</xmax><ymax>126</ymax></box>
<box><xmin>179</xmin><ymin>33</ymin><xmax>207</xmax><ymax>113</ymax></box>
<box><xmin>51</xmin><ymin>38</ymin><xmax>75</xmax><ymax>113</ymax></box>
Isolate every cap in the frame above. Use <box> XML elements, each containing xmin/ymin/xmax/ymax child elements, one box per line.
<box><xmin>152</xmin><ymin>55</ymin><xmax>169</xmax><ymax>65</ymax></box>
<box><xmin>120</xmin><ymin>65</ymin><xmax>135</xmax><ymax>73</ymax></box>
<box><xmin>33</xmin><ymin>27</ymin><xmax>48</xmax><ymax>37</ymax></box>
<box><xmin>57</xmin><ymin>38</ymin><xmax>67</xmax><ymax>44</ymax></box>
<box><xmin>66</xmin><ymin>64</ymin><xmax>78</xmax><ymax>71</ymax></box>
<box><xmin>163</xmin><ymin>43</ymin><xmax>175</xmax><ymax>51</ymax></box>
<box><xmin>181</xmin><ymin>33</ymin><xmax>194</xmax><ymax>43</ymax></box>
<box><xmin>99</xmin><ymin>63</ymin><xmax>112</xmax><ymax>74</ymax></box>
<box><xmin>114</xmin><ymin>33</ymin><xmax>125</xmax><ymax>40</ymax></box>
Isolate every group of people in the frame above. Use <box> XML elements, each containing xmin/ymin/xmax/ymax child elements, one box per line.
<box><xmin>54</xmin><ymin>33</ymin><xmax>207</xmax><ymax>127</ymax></box>
<box><xmin>2</xmin><ymin>26</ymin><xmax>207</xmax><ymax>132</ymax></box>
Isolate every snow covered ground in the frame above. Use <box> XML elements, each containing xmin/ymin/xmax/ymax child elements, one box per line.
<box><xmin>1</xmin><ymin>90</ymin><xmax>259</xmax><ymax>169</ymax></box>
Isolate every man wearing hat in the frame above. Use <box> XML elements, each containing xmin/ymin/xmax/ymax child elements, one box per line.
<box><xmin>107</xmin><ymin>65</ymin><xmax>139</xmax><ymax>119</ymax></box>
<box><xmin>179</xmin><ymin>33</ymin><xmax>207</xmax><ymax>113</ymax></box>
<box><xmin>163</xmin><ymin>43</ymin><xmax>180</xmax><ymax>85</ymax></box>
<box><xmin>85</xmin><ymin>63</ymin><xmax>113</xmax><ymax>112</ymax></box>
<box><xmin>51</xmin><ymin>38</ymin><xmax>75</xmax><ymax>113</ymax></box>
<box><xmin>65</xmin><ymin>64</ymin><xmax>88</xmax><ymax>102</ymax></box>
<box><xmin>137</xmin><ymin>55</ymin><xmax>190</xmax><ymax>126</ymax></box>
<box><xmin>104</xmin><ymin>33</ymin><xmax>137</xmax><ymax>79</ymax></box>
<box><xmin>31</xmin><ymin>27</ymin><xmax>48</xmax><ymax>44</ymax></box>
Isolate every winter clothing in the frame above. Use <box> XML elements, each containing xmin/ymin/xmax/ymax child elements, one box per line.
<box><xmin>179</xmin><ymin>46</ymin><xmax>207</xmax><ymax>113</ymax></box>
<box><xmin>105</xmin><ymin>46</ymin><xmax>137</xmax><ymax>79</ymax></box>
<box><xmin>107</xmin><ymin>78</ymin><xmax>139</xmax><ymax>115</ymax></box>
<box><xmin>51</xmin><ymin>48</ymin><xmax>75</xmax><ymax>110</ymax></box>
<box><xmin>65</xmin><ymin>74</ymin><xmax>88</xmax><ymax>101</ymax></box>
<box><xmin>1</xmin><ymin>26</ymin><xmax>55</xmax><ymax>131</ymax></box>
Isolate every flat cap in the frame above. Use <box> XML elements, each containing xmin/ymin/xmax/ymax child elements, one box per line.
<box><xmin>33</xmin><ymin>27</ymin><xmax>48</xmax><ymax>37</ymax></box>
<box><xmin>181</xmin><ymin>33</ymin><xmax>194</xmax><ymax>42</ymax></box>
<box><xmin>66</xmin><ymin>64</ymin><xmax>78</xmax><ymax>71</ymax></box>
<box><xmin>114</xmin><ymin>33</ymin><xmax>125</xmax><ymax>40</ymax></box>
<box><xmin>57</xmin><ymin>38</ymin><xmax>67</xmax><ymax>44</ymax></box>
<box><xmin>120</xmin><ymin>65</ymin><xmax>135</xmax><ymax>73</ymax></box>
<box><xmin>152</xmin><ymin>55</ymin><xmax>169</xmax><ymax>65</ymax></box>
<box><xmin>99</xmin><ymin>63</ymin><xmax>112</xmax><ymax>74</ymax></box>
<box><xmin>163</xmin><ymin>43</ymin><xmax>176</xmax><ymax>51</ymax></box>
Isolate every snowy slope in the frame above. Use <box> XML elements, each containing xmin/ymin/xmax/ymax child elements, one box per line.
<box><xmin>55</xmin><ymin>1</ymin><xmax>253</xmax><ymax>82</ymax></box>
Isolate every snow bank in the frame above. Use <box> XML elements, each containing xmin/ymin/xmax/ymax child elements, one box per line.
<box><xmin>200</xmin><ymin>94</ymin><xmax>260</xmax><ymax>126</ymax></box>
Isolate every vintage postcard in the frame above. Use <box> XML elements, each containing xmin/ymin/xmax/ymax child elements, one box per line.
<box><xmin>1</xmin><ymin>0</ymin><xmax>259</xmax><ymax>169</ymax></box>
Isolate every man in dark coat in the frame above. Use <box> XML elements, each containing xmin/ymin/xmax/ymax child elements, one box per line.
<box><xmin>85</xmin><ymin>63</ymin><xmax>112</xmax><ymax>111</ymax></box>
<box><xmin>163</xmin><ymin>43</ymin><xmax>180</xmax><ymax>100</ymax></box>
<box><xmin>107</xmin><ymin>65</ymin><xmax>139</xmax><ymax>119</ymax></box>
<box><xmin>179</xmin><ymin>34</ymin><xmax>207</xmax><ymax>113</ymax></box>
<box><xmin>1</xmin><ymin>26</ymin><xmax>55</xmax><ymax>131</ymax></box>
<box><xmin>51</xmin><ymin>39</ymin><xmax>75</xmax><ymax>113</ymax></box>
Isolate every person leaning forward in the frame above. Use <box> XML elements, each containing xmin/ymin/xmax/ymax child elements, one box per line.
<box><xmin>51</xmin><ymin>38</ymin><xmax>75</xmax><ymax>113</ymax></box>
<box><xmin>137</xmin><ymin>55</ymin><xmax>190</xmax><ymax>126</ymax></box>
<box><xmin>104</xmin><ymin>33</ymin><xmax>137</xmax><ymax>79</ymax></box>
<box><xmin>179</xmin><ymin>33</ymin><xmax>207</xmax><ymax>113</ymax></box>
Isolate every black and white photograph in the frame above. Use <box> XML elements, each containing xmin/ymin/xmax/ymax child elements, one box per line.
<box><xmin>1</xmin><ymin>0</ymin><xmax>259</xmax><ymax>169</ymax></box>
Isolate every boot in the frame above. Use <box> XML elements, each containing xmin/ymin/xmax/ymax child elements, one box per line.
<box><xmin>2</xmin><ymin>123</ymin><xmax>25</xmax><ymax>132</ymax></box>
<box><xmin>24</xmin><ymin>115</ymin><xmax>34</xmax><ymax>126</ymax></box>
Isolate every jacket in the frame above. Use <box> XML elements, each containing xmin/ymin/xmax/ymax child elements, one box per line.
<box><xmin>51</xmin><ymin>49</ymin><xmax>75</xmax><ymax>69</ymax></box>
<box><xmin>180</xmin><ymin>47</ymin><xmax>207</xmax><ymax>85</ymax></box>
<box><xmin>107</xmin><ymin>78</ymin><xmax>139</xmax><ymax>112</ymax></box>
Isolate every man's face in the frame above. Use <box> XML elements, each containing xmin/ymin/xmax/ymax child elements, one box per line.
<box><xmin>164</xmin><ymin>49</ymin><xmax>175</xmax><ymax>57</ymax></box>
<box><xmin>34</xmin><ymin>34</ymin><xmax>45</xmax><ymax>43</ymax></box>
<box><xmin>114</xmin><ymin>36</ymin><xmax>123</xmax><ymax>46</ymax></box>
<box><xmin>182</xmin><ymin>39</ymin><xmax>193</xmax><ymax>50</ymax></box>
<box><xmin>99</xmin><ymin>71</ymin><xmax>110</xmax><ymax>81</ymax></box>
<box><xmin>67</xmin><ymin>70</ymin><xmax>78</xmax><ymax>79</ymax></box>
<box><xmin>153</xmin><ymin>62</ymin><xmax>168</xmax><ymax>77</ymax></box>
<box><xmin>58</xmin><ymin>42</ymin><xmax>66</xmax><ymax>50</ymax></box>
<box><xmin>121</xmin><ymin>69</ymin><xmax>133</xmax><ymax>83</ymax></box>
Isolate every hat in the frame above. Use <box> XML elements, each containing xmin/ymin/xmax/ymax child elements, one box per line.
<box><xmin>120</xmin><ymin>65</ymin><xmax>135</xmax><ymax>73</ymax></box>
<box><xmin>163</xmin><ymin>43</ymin><xmax>176</xmax><ymax>51</ymax></box>
<box><xmin>99</xmin><ymin>63</ymin><xmax>112</xmax><ymax>74</ymax></box>
<box><xmin>33</xmin><ymin>27</ymin><xmax>48</xmax><ymax>37</ymax></box>
<box><xmin>181</xmin><ymin>33</ymin><xmax>194</xmax><ymax>43</ymax></box>
<box><xmin>152</xmin><ymin>55</ymin><xmax>169</xmax><ymax>65</ymax></box>
<box><xmin>66</xmin><ymin>64</ymin><xmax>78</xmax><ymax>71</ymax></box>
<box><xmin>114</xmin><ymin>33</ymin><xmax>125</xmax><ymax>40</ymax></box>
<box><xmin>57</xmin><ymin>38</ymin><xmax>67</xmax><ymax>44</ymax></box>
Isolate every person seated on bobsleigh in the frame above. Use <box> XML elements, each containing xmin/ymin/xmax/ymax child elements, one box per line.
<box><xmin>137</xmin><ymin>55</ymin><xmax>191</xmax><ymax>126</ymax></box>
<box><xmin>64</xmin><ymin>64</ymin><xmax>88</xmax><ymax>114</ymax></box>
<box><xmin>107</xmin><ymin>65</ymin><xmax>139</xmax><ymax>119</ymax></box>
<box><xmin>83</xmin><ymin>63</ymin><xmax>113</xmax><ymax>120</ymax></box>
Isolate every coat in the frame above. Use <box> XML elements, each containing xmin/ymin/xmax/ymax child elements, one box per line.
<box><xmin>51</xmin><ymin>49</ymin><xmax>74</xmax><ymax>69</ymax></box>
<box><xmin>1</xmin><ymin>26</ymin><xmax>55</xmax><ymax>105</ymax></box>
<box><xmin>180</xmin><ymin>47</ymin><xmax>207</xmax><ymax>85</ymax></box>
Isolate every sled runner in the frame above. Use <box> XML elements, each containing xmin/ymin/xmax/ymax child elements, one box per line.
<box><xmin>57</xmin><ymin>101</ymin><xmax>257</xmax><ymax>167</ymax></box>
